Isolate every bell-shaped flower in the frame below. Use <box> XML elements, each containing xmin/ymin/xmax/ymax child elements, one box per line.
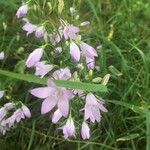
<box><xmin>81</xmin><ymin>121</ymin><xmax>90</xmax><ymax>140</ymax></box>
<box><xmin>0</xmin><ymin>120</ymin><xmax>9</xmax><ymax>135</ymax></box>
<box><xmin>52</xmin><ymin>68</ymin><xmax>71</xmax><ymax>80</ymax></box>
<box><xmin>70</xmin><ymin>42</ymin><xmax>80</xmax><ymax>62</ymax></box>
<box><xmin>22</xmin><ymin>21</ymin><xmax>37</xmax><ymax>36</ymax></box>
<box><xmin>63</xmin><ymin>25</ymin><xmax>79</xmax><ymax>40</ymax></box>
<box><xmin>26</xmin><ymin>48</ymin><xmax>44</xmax><ymax>68</ymax></box>
<box><xmin>16</xmin><ymin>4</ymin><xmax>28</xmax><ymax>18</ymax></box>
<box><xmin>35</xmin><ymin>26</ymin><xmax>45</xmax><ymax>38</ymax></box>
<box><xmin>0</xmin><ymin>52</ymin><xmax>4</xmax><ymax>60</ymax></box>
<box><xmin>86</xmin><ymin>56</ymin><xmax>95</xmax><ymax>69</ymax></box>
<box><xmin>35</xmin><ymin>61</ymin><xmax>53</xmax><ymax>78</ymax></box>
<box><xmin>84</xmin><ymin>93</ymin><xmax>108</xmax><ymax>123</ymax></box>
<box><xmin>30</xmin><ymin>80</ymin><xmax>73</xmax><ymax>117</ymax></box>
<box><xmin>61</xmin><ymin>117</ymin><xmax>76</xmax><ymax>139</ymax></box>
<box><xmin>80</xmin><ymin>42</ymin><xmax>98</xmax><ymax>59</ymax></box>
<box><xmin>21</xmin><ymin>104</ymin><xmax>31</xmax><ymax>118</ymax></box>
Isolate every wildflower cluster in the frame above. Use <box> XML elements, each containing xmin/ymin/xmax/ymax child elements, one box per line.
<box><xmin>0</xmin><ymin>1</ymin><xmax>109</xmax><ymax>139</ymax></box>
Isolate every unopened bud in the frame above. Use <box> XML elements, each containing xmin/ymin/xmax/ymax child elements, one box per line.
<box><xmin>101</xmin><ymin>74</ymin><xmax>111</xmax><ymax>85</ymax></box>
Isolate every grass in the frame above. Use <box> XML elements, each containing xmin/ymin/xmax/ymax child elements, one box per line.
<box><xmin>0</xmin><ymin>0</ymin><xmax>150</xmax><ymax>149</ymax></box>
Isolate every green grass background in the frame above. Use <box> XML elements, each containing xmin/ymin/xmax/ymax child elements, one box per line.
<box><xmin>0</xmin><ymin>0</ymin><xmax>150</xmax><ymax>149</ymax></box>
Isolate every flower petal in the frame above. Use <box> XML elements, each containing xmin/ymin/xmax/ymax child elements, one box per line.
<box><xmin>70</xmin><ymin>42</ymin><xmax>80</xmax><ymax>62</ymax></box>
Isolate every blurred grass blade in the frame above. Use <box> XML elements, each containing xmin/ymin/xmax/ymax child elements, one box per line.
<box><xmin>27</xmin><ymin>120</ymin><xmax>36</xmax><ymax>150</ymax></box>
<box><xmin>116</xmin><ymin>133</ymin><xmax>140</xmax><ymax>142</ymax></box>
<box><xmin>0</xmin><ymin>69</ymin><xmax>108</xmax><ymax>92</ymax></box>
<box><xmin>58</xmin><ymin>0</ymin><xmax>64</xmax><ymax>14</ymax></box>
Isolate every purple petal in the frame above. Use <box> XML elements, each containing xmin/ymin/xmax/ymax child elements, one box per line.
<box><xmin>30</xmin><ymin>87</ymin><xmax>52</xmax><ymax>98</ymax></box>
<box><xmin>52</xmin><ymin>109</ymin><xmax>63</xmax><ymax>123</ymax></box>
<box><xmin>81</xmin><ymin>122</ymin><xmax>90</xmax><ymax>140</ymax></box>
<box><xmin>70</xmin><ymin>42</ymin><xmax>80</xmax><ymax>62</ymax></box>
<box><xmin>41</xmin><ymin>97</ymin><xmax>57</xmax><ymax>114</ymax></box>
<box><xmin>86</xmin><ymin>57</ymin><xmax>95</xmax><ymax>69</ymax></box>
<box><xmin>0</xmin><ymin>52</ymin><xmax>4</xmax><ymax>60</ymax></box>
<box><xmin>80</xmin><ymin>42</ymin><xmax>98</xmax><ymax>58</ymax></box>
<box><xmin>26</xmin><ymin>48</ymin><xmax>43</xmax><ymax>68</ymax></box>
<box><xmin>22</xmin><ymin>105</ymin><xmax>31</xmax><ymax>118</ymax></box>
<box><xmin>16</xmin><ymin>4</ymin><xmax>28</xmax><ymax>18</ymax></box>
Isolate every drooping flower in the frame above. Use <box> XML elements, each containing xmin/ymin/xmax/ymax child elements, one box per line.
<box><xmin>16</xmin><ymin>4</ymin><xmax>28</xmax><ymax>18</ymax></box>
<box><xmin>84</xmin><ymin>93</ymin><xmax>108</xmax><ymax>123</ymax></box>
<box><xmin>63</xmin><ymin>25</ymin><xmax>80</xmax><ymax>40</ymax></box>
<box><xmin>0</xmin><ymin>52</ymin><xmax>4</xmax><ymax>60</ymax></box>
<box><xmin>61</xmin><ymin>117</ymin><xmax>76</xmax><ymax>139</ymax></box>
<box><xmin>0</xmin><ymin>107</ymin><xmax>7</xmax><ymax>121</ymax></box>
<box><xmin>80</xmin><ymin>42</ymin><xmax>98</xmax><ymax>59</ymax></box>
<box><xmin>35</xmin><ymin>61</ymin><xmax>53</xmax><ymax>78</ymax></box>
<box><xmin>22</xmin><ymin>21</ymin><xmax>37</xmax><ymax>36</ymax></box>
<box><xmin>81</xmin><ymin>121</ymin><xmax>90</xmax><ymax>140</ymax></box>
<box><xmin>70</xmin><ymin>41</ymin><xmax>80</xmax><ymax>62</ymax></box>
<box><xmin>26</xmin><ymin>48</ymin><xmax>44</xmax><ymax>68</ymax></box>
<box><xmin>86</xmin><ymin>56</ymin><xmax>95</xmax><ymax>69</ymax></box>
<box><xmin>0</xmin><ymin>120</ymin><xmax>9</xmax><ymax>135</ymax></box>
<box><xmin>52</xmin><ymin>67</ymin><xmax>71</xmax><ymax>80</ymax></box>
<box><xmin>30</xmin><ymin>79</ymin><xmax>73</xmax><ymax>117</ymax></box>
<box><xmin>35</xmin><ymin>26</ymin><xmax>45</xmax><ymax>38</ymax></box>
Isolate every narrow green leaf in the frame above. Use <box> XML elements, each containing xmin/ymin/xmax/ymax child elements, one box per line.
<box><xmin>0</xmin><ymin>69</ymin><xmax>108</xmax><ymax>92</ymax></box>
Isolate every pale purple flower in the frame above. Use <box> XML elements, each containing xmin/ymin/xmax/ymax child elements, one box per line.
<box><xmin>0</xmin><ymin>52</ymin><xmax>4</xmax><ymax>60</ymax></box>
<box><xmin>22</xmin><ymin>22</ymin><xmax>37</xmax><ymax>36</ymax></box>
<box><xmin>63</xmin><ymin>25</ymin><xmax>79</xmax><ymax>40</ymax></box>
<box><xmin>52</xmin><ymin>109</ymin><xmax>63</xmax><ymax>123</ymax></box>
<box><xmin>35</xmin><ymin>61</ymin><xmax>53</xmax><ymax>78</ymax></box>
<box><xmin>70</xmin><ymin>42</ymin><xmax>80</xmax><ymax>62</ymax></box>
<box><xmin>16</xmin><ymin>4</ymin><xmax>28</xmax><ymax>18</ymax></box>
<box><xmin>52</xmin><ymin>68</ymin><xmax>71</xmax><ymax>80</ymax></box>
<box><xmin>21</xmin><ymin>104</ymin><xmax>31</xmax><ymax>118</ymax></box>
<box><xmin>80</xmin><ymin>42</ymin><xmax>98</xmax><ymax>58</ymax></box>
<box><xmin>30</xmin><ymin>80</ymin><xmax>73</xmax><ymax>117</ymax></box>
<box><xmin>35</xmin><ymin>26</ymin><xmax>45</xmax><ymax>38</ymax></box>
<box><xmin>81</xmin><ymin>121</ymin><xmax>90</xmax><ymax>140</ymax></box>
<box><xmin>84</xmin><ymin>93</ymin><xmax>108</xmax><ymax>123</ymax></box>
<box><xmin>86</xmin><ymin>56</ymin><xmax>95</xmax><ymax>69</ymax></box>
<box><xmin>55</xmin><ymin>47</ymin><xmax>62</xmax><ymax>53</ymax></box>
<box><xmin>4</xmin><ymin>115</ymin><xmax>16</xmax><ymax>128</ymax></box>
<box><xmin>26</xmin><ymin>48</ymin><xmax>44</xmax><ymax>68</ymax></box>
<box><xmin>0</xmin><ymin>91</ymin><xmax>4</xmax><ymax>99</ymax></box>
<box><xmin>13</xmin><ymin>109</ymin><xmax>25</xmax><ymax>123</ymax></box>
<box><xmin>61</xmin><ymin>117</ymin><xmax>76</xmax><ymax>139</ymax></box>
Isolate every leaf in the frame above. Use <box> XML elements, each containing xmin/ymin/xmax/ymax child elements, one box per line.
<box><xmin>58</xmin><ymin>0</ymin><xmax>64</xmax><ymax>14</ymax></box>
<box><xmin>0</xmin><ymin>69</ymin><xmax>108</xmax><ymax>92</ymax></box>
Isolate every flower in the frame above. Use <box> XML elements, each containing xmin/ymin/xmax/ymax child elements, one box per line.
<box><xmin>86</xmin><ymin>56</ymin><xmax>95</xmax><ymax>69</ymax></box>
<box><xmin>81</xmin><ymin>121</ymin><xmax>90</xmax><ymax>140</ymax></box>
<box><xmin>0</xmin><ymin>108</ymin><xmax>6</xmax><ymax>121</ymax></box>
<box><xmin>16</xmin><ymin>4</ymin><xmax>28</xmax><ymax>18</ymax></box>
<box><xmin>35</xmin><ymin>26</ymin><xmax>45</xmax><ymax>38</ymax></box>
<box><xmin>26</xmin><ymin>48</ymin><xmax>44</xmax><ymax>68</ymax></box>
<box><xmin>84</xmin><ymin>93</ymin><xmax>108</xmax><ymax>123</ymax></box>
<box><xmin>22</xmin><ymin>21</ymin><xmax>37</xmax><ymax>36</ymax></box>
<box><xmin>0</xmin><ymin>52</ymin><xmax>4</xmax><ymax>60</ymax></box>
<box><xmin>63</xmin><ymin>25</ymin><xmax>79</xmax><ymax>40</ymax></box>
<box><xmin>35</xmin><ymin>61</ymin><xmax>53</xmax><ymax>78</ymax></box>
<box><xmin>30</xmin><ymin>80</ymin><xmax>73</xmax><ymax>117</ymax></box>
<box><xmin>80</xmin><ymin>42</ymin><xmax>98</xmax><ymax>59</ymax></box>
<box><xmin>70</xmin><ymin>41</ymin><xmax>80</xmax><ymax>62</ymax></box>
<box><xmin>52</xmin><ymin>68</ymin><xmax>71</xmax><ymax>80</ymax></box>
<box><xmin>61</xmin><ymin>117</ymin><xmax>76</xmax><ymax>139</ymax></box>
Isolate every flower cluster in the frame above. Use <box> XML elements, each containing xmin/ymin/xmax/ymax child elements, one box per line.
<box><xmin>15</xmin><ymin>2</ymin><xmax>108</xmax><ymax>140</ymax></box>
<box><xmin>0</xmin><ymin>93</ymin><xmax>31</xmax><ymax>135</ymax></box>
